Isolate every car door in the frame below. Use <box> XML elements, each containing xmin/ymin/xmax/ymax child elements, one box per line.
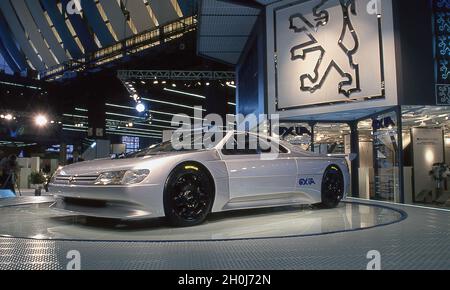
<box><xmin>219</xmin><ymin>132</ymin><xmax>297</xmax><ymax>200</ymax></box>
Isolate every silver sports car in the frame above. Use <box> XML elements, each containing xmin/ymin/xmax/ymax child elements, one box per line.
<box><xmin>49</xmin><ymin>131</ymin><xmax>350</xmax><ymax>227</ymax></box>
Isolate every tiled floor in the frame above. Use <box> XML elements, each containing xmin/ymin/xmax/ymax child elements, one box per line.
<box><xmin>0</xmin><ymin>197</ymin><xmax>448</xmax><ymax>270</ymax></box>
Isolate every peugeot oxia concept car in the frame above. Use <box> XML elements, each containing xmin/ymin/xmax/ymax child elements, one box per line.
<box><xmin>49</xmin><ymin>131</ymin><xmax>350</xmax><ymax>227</ymax></box>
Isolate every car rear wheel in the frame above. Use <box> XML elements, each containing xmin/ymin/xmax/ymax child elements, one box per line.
<box><xmin>318</xmin><ymin>165</ymin><xmax>344</xmax><ymax>209</ymax></box>
<box><xmin>163</xmin><ymin>164</ymin><xmax>215</xmax><ymax>227</ymax></box>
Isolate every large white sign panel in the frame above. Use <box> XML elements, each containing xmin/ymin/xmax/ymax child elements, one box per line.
<box><xmin>266</xmin><ymin>0</ymin><xmax>398</xmax><ymax>118</ymax></box>
<box><xmin>273</xmin><ymin>0</ymin><xmax>384</xmax><ymax>109</ymax></box>
<box><xmin>411</xmin><ymin>128</ymin><xmax>444</xmax><ymax>201</ymax></box>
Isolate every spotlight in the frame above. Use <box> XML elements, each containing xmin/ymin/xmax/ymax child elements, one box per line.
<box><xmin>206</xmin><ymin>82</ymin><xmax>210</xmax><ymax>86</ymax></box>
<box><xmin>153</xmin><ymin>80</ymin><xmax>159</xmax><ymax>84</ymax></box>
<box><xmin>4</xmin><ymin>114</ymin><xmax>13</xmax><ymax>121</ymax></box>
<box><xmin>35</xmin><ymin>114</ymin><xmax>48</xmax><ymax>127</ymax></box>
<box><xmin>172</xmin><ymin>83</ymin><xmax>177</xmax><ymax>88</ymax></box>
<box><xmin>136</xmin><ymin>103</ymin><xmax>146</xmax><ymax>113</ymax></box>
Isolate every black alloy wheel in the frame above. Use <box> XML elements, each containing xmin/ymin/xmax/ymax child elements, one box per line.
<box><xmin>318</xmin><ymin>165</ymin><xmax>344</xmax><ymax>209</ymax></box>
<box><xmin>164</xmin><ymin>164</ymin><xmax>214</xmax><ymax>227</ymax></box>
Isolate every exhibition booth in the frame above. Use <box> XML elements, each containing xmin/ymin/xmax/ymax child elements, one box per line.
<box><xmin>279</xmin><ymin>105</ymin><xmax>450</xmax><ymax>208</ymax></box>
<box><xmin>204</xmin><ymin>0</ymin><xmax>450</xmax><ymax>208</ymax></box>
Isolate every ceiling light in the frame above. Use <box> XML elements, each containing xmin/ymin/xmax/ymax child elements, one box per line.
<box><xmin>141</xmin><ymin>97</ymin><xmax>206</xmax><ymax>111</ymax></box>
<box><xmin>164</xmin><ymin>88</ymin><xmax>206</xmax><ymax>99</ymax></box>
<box><xmin>226</xmin><ymin>81</ymin><xmax>236</xmax><ymax>89</ymax></box>
<box><xmin>136</xmin><ymin>103</ymin><xmax>146</xmax><ymax>113</ymax></box>
<box><xmin>35</xmin><ymin>114</ymin><xmax>49</xmax><ymax>127</ymax></box>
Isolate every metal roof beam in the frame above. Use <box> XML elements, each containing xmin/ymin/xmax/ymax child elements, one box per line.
<box><xmin>11</xmin><ymin>0</ymin><xmax>58</xmax><ymax>67</ymax></box>
<box><xmin>147</xmin><ymin>0</ymin><xmax>180</xmax><ymax>26</ymax></box>
<box><xmin>0</xmin><ymin>1</ymin><xmax>45</xmax><ymax>71</ymax></box>
<box><xmin>123</xmin><ymin>0</ymin><xmax>156</xmax><ymax>33</ymax></box>
<box><xmin>98</xmin><ymin>0</ymin><xmax>133</xmax><ymax>40</ymax></box>
<box><xmin>25</xmin><ymin>0</ymin><xmax>68</xmax><ymax>64</ymax></box>
<box><xmin>117</xmin><ymin>70</ymin><xmax>235</xmax><ymax>81</ymax></box>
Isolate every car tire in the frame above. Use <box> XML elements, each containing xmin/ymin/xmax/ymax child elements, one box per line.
<box><xmin>318</xmin><ymin>165</ymin><xmax>344</xmax><ymax>209</ymax></box>
<box><xmin>163</xmin><ymin>163</ymin><xmax>215</xmax><ymax>227</ymax></box>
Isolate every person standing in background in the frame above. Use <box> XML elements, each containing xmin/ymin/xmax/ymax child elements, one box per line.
<box><xmin>0</xmin><ymin>150</ymin><xmax>5</xmax><ymax>188</ymax></box>
<box><xmin>0</xmin><ymin>155</ymin><xmax>19</xmax><ymax>194</ymax></box>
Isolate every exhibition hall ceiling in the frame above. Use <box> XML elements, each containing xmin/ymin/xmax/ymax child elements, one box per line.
<box><xmin>0</xmin><ymin>0</ymin><xmax>193</xmax><ymax>75</ymax></box>
<box><xmin>198</xmin><ymin>0</ymin><xmax>261</xmax><ymax>64</ymax></box>
<box><xmin>402</xmin><ymin>106</ymin><xmax>450</xmax><ymax>137</ymax></box>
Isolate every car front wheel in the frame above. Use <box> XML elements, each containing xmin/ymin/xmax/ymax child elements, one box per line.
<box><xmin>163</xmin><ymin>164</ymin><xmax>215</xmax><ymax>227</ymax></box>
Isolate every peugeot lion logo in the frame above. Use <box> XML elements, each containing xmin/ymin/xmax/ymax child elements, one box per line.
<box><xmin>289</xmin><ymin>0</ymin><xmax>361</xmax><ymax>98</ymax></box>
<box><xmin>68</xmin><ymin>176</ymin><xmax>76</xmax><ymax>185</ymax></box>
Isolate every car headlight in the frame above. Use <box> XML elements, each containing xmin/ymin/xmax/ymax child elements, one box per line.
<box><xmin>50</xmin><ymin>166</ymin><xmax>63</xmax><ymax>183</ymax></box>
<box><xmin>94</xmin><ymin>170</ymin><xmax>150</xmax><ymax>185</ymax></box>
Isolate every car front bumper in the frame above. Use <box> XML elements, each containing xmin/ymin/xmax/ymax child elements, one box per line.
<box><xmin>48</xmin><ymin>183</ymin><xmax>165</xmax><ymax>220</ymax></box>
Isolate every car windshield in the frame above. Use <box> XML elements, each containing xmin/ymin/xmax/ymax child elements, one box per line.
<box><xmin>126</xmin><ymin>132</ymin><xmax>225</xmax><ymax>158</ymax></box>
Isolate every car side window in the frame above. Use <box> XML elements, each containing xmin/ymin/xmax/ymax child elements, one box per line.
<box><xmin>258</xmin><ymin>136</ymin><xmax>289</xmax><ymax>154</ymax></box>
<box><xmin>222</xmin><ymin>133</ymin><xmax>258</xmax><ymax>155</ymax></box>
<box><xmin>258</xmin><ymin>136</ymin><xmax>273</xmax><ymax>153</ymax></box>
